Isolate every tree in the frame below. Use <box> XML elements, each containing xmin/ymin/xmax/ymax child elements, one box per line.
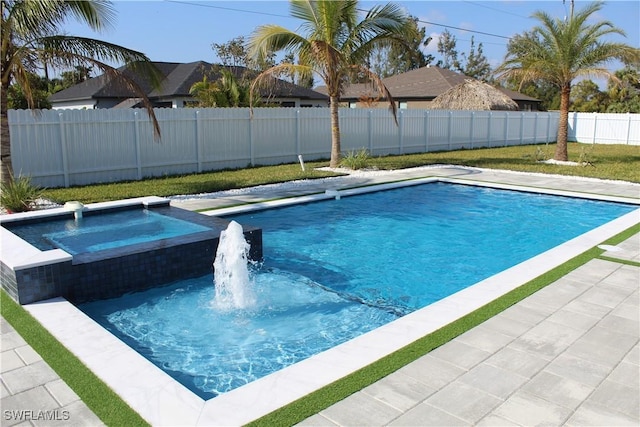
<box><xmin>436</xmin><ymin>29</ymin><xmax>460</xmax><ymax>71</ymax></box>
<box><xmin>7</xmin><ymin>73</ymin><xmax>51</xmax><ymax>109</ymax></box>
<box><xmin>606</xmin><ymin>66</ymin><xmax>640</xmax><ymax>113</ymax></box>
<box><xmin>494</xmin><ymin>2</ymin><xmax>640</xmax><ymax>161</ymax></box>
<box><xmin>369</xmin><ymin>15</ymin><xmax>433</xmax><ymax>78</ymax></box>
<box><xmin>212</xmin><ymin>36</ymin><xmax>247</xmax><ymax>68</ymax></box>
<box><xmin>1</xmin><ymin>0</ymin><xmax>162</xmax><ymax>186</ymax></box>
<box><xmin>461</xmin><ymin>37</ymin><xmax>491</xmax><ymax>81</ymax></box>
<box><xmin>248</xmin><ymin>0</ymin><xmax>413</xmax><ymax>168</ymax></box>
<box><xmin>571</xmin><ymin>80</ymin><xmax>607</xmax><ymax>112</ymax></box>
<box><xmin>189</xmin><ymin>68</ymin><xmax>258</xmax><ymax>108</ymax></box>
<box><xmin>60</xmin><ymin>65</ymin><xmax>93</xmax><ymax>88</ymax></box>
<box><xmin>516</xmin><ymin>80</ymin><xmax>561</xmax><ymax>111</ymax></box>
<box><xmin>212</xmin><ymin>35</ymin><xmax>276</xmax><ymax>72</ymax></box>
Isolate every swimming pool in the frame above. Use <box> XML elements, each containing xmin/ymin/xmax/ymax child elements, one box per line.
<box><xmin>78</xmin><ymin>181</ymin><xmax>636</xmax><ymax>399</ymax></box>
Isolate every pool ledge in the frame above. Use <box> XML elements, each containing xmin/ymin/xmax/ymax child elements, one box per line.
<box><xmin>0</xmin><ymin>196</ymin><xmax>171</xmax><ymax>270</ymax></box>
<box><xmin>0</xmin><ymin>228</ymin><xmax>71</xmax><ymax>270</ymax></box>
<box><xmin>21</xmin><ymin>184</ymin><xmax>640</xmax><ymax>426</ymax></box>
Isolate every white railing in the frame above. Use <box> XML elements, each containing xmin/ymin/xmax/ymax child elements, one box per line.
<box><xmin>9</xmin><ymin>108</ymin><xmax>562</xmax><ymax>188</ymax></box>
<box><xmin>568</xmin><ymin>112</ymin><xmax>640</xmax><ymax>145</ymax></box>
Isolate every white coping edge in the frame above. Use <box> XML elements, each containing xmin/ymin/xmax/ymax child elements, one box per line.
<box><xmin>22</xmin><ymin>183</ymin><xmax>640</xmax><ymax>426</ymax></box>
<box><xmin>0</xmin><ymin>196</ymin><xmax>169</xmax><ymax>270</ymax></box>
<box><xmin>203</xmin><ymin>176</ymin><xmax>640</xmax><ymax>218</ymax></box>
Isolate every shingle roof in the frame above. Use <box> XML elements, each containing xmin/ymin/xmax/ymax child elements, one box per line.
<box><xmin>50</xmin><ymin>61</ymin><xmax>328</xmax><ymax>103</ymax></box>
<box><xmin>315</xmin><ymin>66</ymin><xmax>538</xmax><ymax>102</ymax></box>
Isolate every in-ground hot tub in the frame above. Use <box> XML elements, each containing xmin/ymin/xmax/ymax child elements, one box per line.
<box><xmin>0</xmin><ymin>197</ymin><xmax>262</xmax><ymax>304</ymax></box>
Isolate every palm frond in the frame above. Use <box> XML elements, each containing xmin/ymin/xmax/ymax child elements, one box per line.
<box><xmin>351</xmin><ymin>64</ymin><xmax>398</xmax><ymax>124</ymax></box>
<box><xmin>6</xmin><ymin>0</ymin><xmax>114</xmax><ymax>38</ymax></box>
<box><xmin>249</xmin><ymin>62</ymin><xmax>314</xmax><ymax>113</ymax></box>
<box><xmin>247</xmin><ymin>25</ymin><xmax>308</xmax><ymax>64</ymax></box>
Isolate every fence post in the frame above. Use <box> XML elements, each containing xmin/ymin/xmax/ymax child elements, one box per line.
<box><xmin>398</xmin><ymin>110</ymin><xmax>404</xmax><ymax>154</ymax></box>
<box><xmin>546</xmin><ymin>113</ymin><xmax>552</xmax><ymax>143</ymax></box>
<box><xmin>519</xmin><ymin>112</ymin><xmax>525</xmax><ymax>145</ymax></box>
<box><xmin>195</xmin><ymin>110</ymin><xmax>203</xmax><ymax>172</ymax></box>
<box><xmin>448</xmin><ymin>111</ymin><xmax>453</xmax><ymax>150</ymax></box>
<box><xmin>248</xmin><ymin>109</ymin><xmax>254</xmax><ymax>166</ymax></box>
<box><xmin>504</xmin><ymin>112</ymin><xmax>509</xmax><ymax>146</ymax></box>
<box><xmin>368</xmin><ymin>110</ymin><xmax>373</xmax><ymax>152</ymax></box>
<box><xmin>532</xmin><ymin>113</ymin><xmax>538</xmax><ymax>144</ymax></box>
<box><xmin>470</xmin><ymin>112</ymin><xmax>475</xmax><ymax>149</ymax></box>
<box><xmin>424</xmin><ymin>110</ymin><xmax>430</xmax><ymax>152</ymax></box>
<box><xmin>487</xmin><ymin>112</ymin><xmax>492</xmax><ymax>146</ymax></box>
<box><xmin>134</xmin><ymin>111</ymin><xmax>142</xmax><ymax>180</ymax></box>
<box><xmin>58</xmin><ymin>112</ymin><xmax>70</xmax><ymax>188</ymax></box>
<box><xmin>626</xmin><ymin>112</ymin><xmax>632</xmax><ymax>145</ymax></box>
<box><xmin>295</xmin><ymin>109</ymin><xmax>301</xmax><ymax>155</ymax></box>
<box><xmin>592</xmin><ymin>113</ymin><xmax>598</xmax><ymax>143</ymax></box>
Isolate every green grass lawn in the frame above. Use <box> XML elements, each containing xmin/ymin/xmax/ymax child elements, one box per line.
<box><xmin>42</xmin><ymin>142</ymin><xmax>639</xmax><ymax>204</ymax></box>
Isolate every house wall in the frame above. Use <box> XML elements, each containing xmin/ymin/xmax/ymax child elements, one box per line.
<box><xmin>9</xmin><ymin>107</ymin><xmax>566</xmax><ymax>188</ymax></box>
<box><xmin>52</xmin><ymin>100</ymin><xmax>96</xmax><ymax>110</ymax></box>
<box><xmin>346</xmin><ymin>99</ymin><xmax>540</xmax><ymax>111</ymax></box>
<box><xmin>406</xmin><ymin>100</ymin><xmax>434</xmax><ymax>109</ymax></box>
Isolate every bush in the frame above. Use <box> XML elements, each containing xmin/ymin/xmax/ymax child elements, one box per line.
<box><xmin>0</xmin><ymin>175</ymin><xmax>43</xmax><ymax>213</ymax></box>
<box><xmin>340</xmin><ymin>148</ymin><xmax>371</xmax><ymax>170</ymax></box>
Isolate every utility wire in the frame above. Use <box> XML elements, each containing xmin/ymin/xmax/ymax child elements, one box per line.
<box><xmin>461</xmin><ymin>1</ymin><xmax>529</xmax><ymax>19</ymax></box>
<box><xmin>167</xmin><ymin>0</ymin><xmax>512</xmax><ymax>41</ymax></box>
<box><xmin>163</xmin><ymin>0</ymin><xmax>292</xmax><ymax>19</ymax></box>
<box><xmin>415</xmin><ymin>19</ymin><xmax>511</xmax><ymax>40</ymax></box>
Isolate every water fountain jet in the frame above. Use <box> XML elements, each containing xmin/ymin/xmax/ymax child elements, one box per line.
<box><xmin>213</xmin><ymin>221</ymin><xmax>256</xmax><ymax>310</ymax></box>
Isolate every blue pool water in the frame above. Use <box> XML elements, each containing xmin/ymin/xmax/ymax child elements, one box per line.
<box><xmin>5</xmin><ymin>209</ymin><xmax>211</xmax><ymax>254</ymax></box>
<box><xmin>78</xmin><ymin>182</ymin><xmax>636</xmax><ymax>399</ymax></box>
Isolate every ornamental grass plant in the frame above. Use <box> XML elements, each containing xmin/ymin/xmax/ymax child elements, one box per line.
<box><xmin>0</xmin><ymin>175</ymin><xmax>43</xmax><ymax>212</ymax></box>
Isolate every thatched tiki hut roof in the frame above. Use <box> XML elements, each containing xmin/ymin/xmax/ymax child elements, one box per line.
<box><xmin>429</xmin><ymin>79</ymin><xmax>519</xmax><ymax>111</ymax></box>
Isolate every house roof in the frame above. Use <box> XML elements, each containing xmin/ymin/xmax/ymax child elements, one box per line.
<box><xmin>315</xmin><ymin>66</ymin><xmax>538</xmax><ymax>103</ymax></box>
<box><xmin>50</xmin><ymin>61</ymin><xmax>328</xmax><ymax>103</ymax></box>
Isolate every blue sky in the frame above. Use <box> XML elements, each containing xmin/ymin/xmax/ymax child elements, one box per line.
<box><xmin>62</xmin><ymin>1</ymin><xmax>639</xmax><ymax>75</ymax></box>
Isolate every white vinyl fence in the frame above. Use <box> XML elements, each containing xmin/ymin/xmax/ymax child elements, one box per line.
<box><xmin>9</xmin><ymin>108</ymin><xmax>560</xmax><ymax>188</ymax></box>
<box><xmin>568</xmin><ymin>112</ymin><xmax>640</xmax><ymax>145</ymax></box>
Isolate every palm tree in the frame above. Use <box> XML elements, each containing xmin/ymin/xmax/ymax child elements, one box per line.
<box><xmin>247</xmin><ymin>0</ymin><xmax>413</xmax><ymax>168</ymax></box>
<box><xmin>494</xmin><ymin>1</ymin><xmax>639</xmax><ymax>161</ymax></box>
<box><xmin>1</xmin><ymin>0</ymin><xmax>161</xmax><ymax>185</ymax></box>
<box><xmin>189</xmin><ymin>68</ymin><xmax>259</xmax><ymax>107</ymax></box>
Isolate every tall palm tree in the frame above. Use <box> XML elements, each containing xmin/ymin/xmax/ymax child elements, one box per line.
<box><xmin>1</xmin><ymin>0</ymin><xmax>161</xmax><ymax>185</ymax></box>
<box><xmin>247</xmin><ymin>0</ymin><xmax>413</xmax><ymax>168</ymax></box>
<box><xmin>494</xmin><ymin>1</ymin><xmax>639</xmax><ymax>162</ymax></box>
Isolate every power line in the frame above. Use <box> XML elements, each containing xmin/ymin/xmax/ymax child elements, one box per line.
<box><xmin>415</xmin><ymin>18</ymin><xmax>511</xmax><ymax>40</ymax></box>
<box><xmin>167</xmin><ymin>1</ymin><xmax>512</xmax><ymax>42</ymax></box>
<box><xmin>461</xmin><ymin>1</ymin><xmax>530</xmax><ymax>20</ymax></box>
<box><xmin>354</xmin><ymin>7</ymin><xmax>511</xmax><ymax>41</ymax></box>
<box><xmin>163</xmin><ymin>0</ymin><xmax>292</xmax><ymax>19</ymax></box>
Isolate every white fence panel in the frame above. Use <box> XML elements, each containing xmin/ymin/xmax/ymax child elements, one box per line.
<box><xmin>298</xmin><ymin>109</ymin><xmax>332</xmax><ymax>159</ymax></box>
<box><xmin>568</xmin><ymin>112</ymin><xmax>640</xmax><ymax>145</ymax></box>
<box><xmin>198</xmin><ymin>108</ymin><xmax>252</xmax><ymax>170</ymax></box>
<box><xmin>9</xmin><ymin>110</ymin><xmax>66</xmax><ymax>187</ymax></box>
<box><xmin>252</xmin><ymin>109</ymin><xmax>298</xmax><ymax>165</ymax></box>
<box><xmin>9</xmin><ymin>108</ymin><xmax>563</xmax><ymax>188</ymax></box>
<box><xmin>339</xmin><ymin>109</ymin><xmax>370</xmax><ymax>153</ymax></box>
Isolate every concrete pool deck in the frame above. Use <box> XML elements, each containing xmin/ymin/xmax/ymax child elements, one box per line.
<box><xmin>1</xmin><ymin>166</ymin><xmax>638</xmax><ymax>426</ymax></box>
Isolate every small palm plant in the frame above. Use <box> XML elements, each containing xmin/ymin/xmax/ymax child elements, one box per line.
<box><xmin>0</xmin><ymin>175</ymin><xmax>43</xmax><ymax>213</ymax></box>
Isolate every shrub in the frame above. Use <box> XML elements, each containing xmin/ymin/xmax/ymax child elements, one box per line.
<box><xmin>0</xmin><ymin>175</ymin><xmax>43</xmax><ymax>213</ymax></box>
<box><xmin>340</xmin><ymin>148</ymin><xmax>371</xmax><ymax>170</ymax></box>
